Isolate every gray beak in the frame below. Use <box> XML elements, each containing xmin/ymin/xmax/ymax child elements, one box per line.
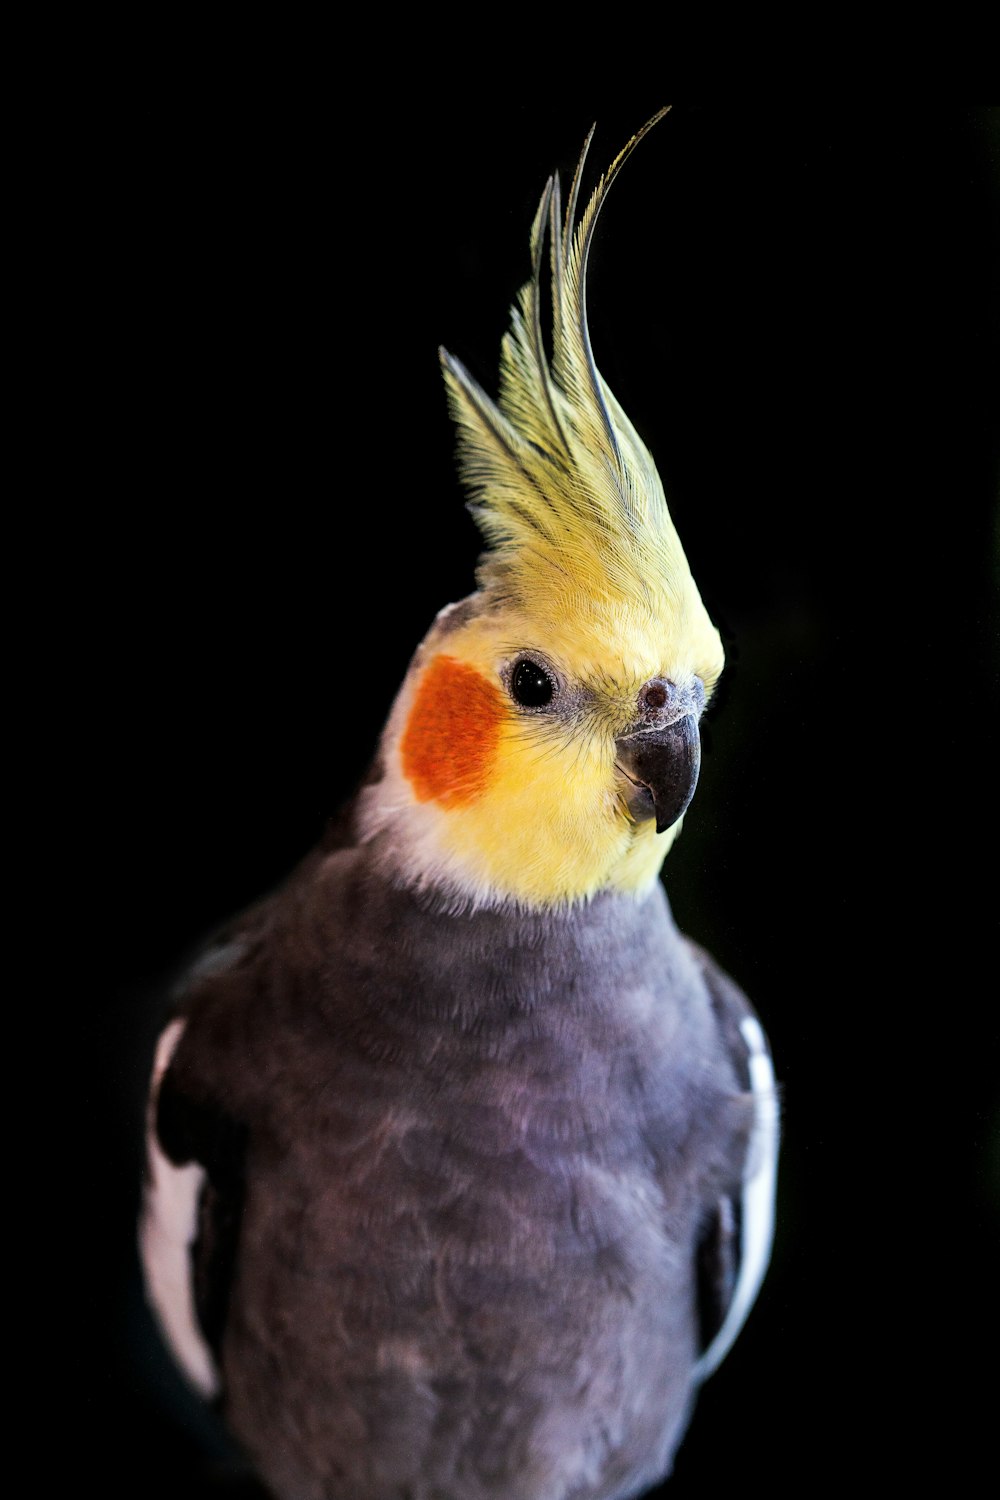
<box><xmin>615</xmin><ymin>714</ymin><xmax>701</xmax><ymax>834</ymax></box>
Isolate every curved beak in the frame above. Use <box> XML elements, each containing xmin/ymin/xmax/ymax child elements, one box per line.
<box><xmin>615</xmin><ymin>714</ymin><xmax>701</xmax><ymax>834</ymax></box>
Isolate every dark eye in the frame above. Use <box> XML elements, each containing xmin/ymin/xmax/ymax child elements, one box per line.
<box><xmin>511</xmin><ymin>658</ymin><xmax>554</xmax><ymax>708</ymax></box>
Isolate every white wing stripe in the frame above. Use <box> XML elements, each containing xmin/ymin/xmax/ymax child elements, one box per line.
<box><xmin>138</xmin><ymin>1019</ymin><xmax>220</xmax><ymax>1398</ymax></box>
<box><xmin>693</xmin><ymin>1014</ymin><xmax>780</xmax><ymax>1381</ymax></box>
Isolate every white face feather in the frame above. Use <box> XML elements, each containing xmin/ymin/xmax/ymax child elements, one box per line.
<box><xmin>138</xmin><ymin>1018</ymin><xmax>219</xmax><ymax>1398</ymax></box>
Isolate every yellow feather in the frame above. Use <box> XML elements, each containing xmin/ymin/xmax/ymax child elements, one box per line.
<box><xmin>439</xmin><ymin>107</ymin><xmax>721</xmax><ymax>693</ymax></box>
<box><xmin>363</xmin><ymin>113</ymin><xmax>726</xmax><ymax>909</ymax></box>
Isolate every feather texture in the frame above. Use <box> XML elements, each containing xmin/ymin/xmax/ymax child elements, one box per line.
<box><xmin>439</xmin><ymin>108</ymin><xmax>720</xmax><ymax>695</ymax></box>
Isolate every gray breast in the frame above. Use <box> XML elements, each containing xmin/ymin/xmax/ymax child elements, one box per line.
<box><xmin>178</xmin><ymin>863</ymin><xmax>748</xmax><ymax>1499</ymax></box>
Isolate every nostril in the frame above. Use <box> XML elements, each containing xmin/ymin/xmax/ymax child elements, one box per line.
<box><xmin>641</xmin><ymin>681</ymin><xmax>670</xmax><ymax>712</ymax></box>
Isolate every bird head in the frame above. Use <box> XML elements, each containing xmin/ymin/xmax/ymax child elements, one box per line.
<box><xmin>359</xmin><ymin>111</ymin><xmax>725</xmax><ymax>911</ymax></box>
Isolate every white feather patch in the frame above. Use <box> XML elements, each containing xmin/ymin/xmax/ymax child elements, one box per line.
<box><xmin>693</xmin><ymin>1013</ymin><xmax>780</xmax><ymax>1381</ymax></box>
<box><xmin>138</xmin><ymin>1018</ymin><xmax>220</xmax><ymax>1398</ymax></box>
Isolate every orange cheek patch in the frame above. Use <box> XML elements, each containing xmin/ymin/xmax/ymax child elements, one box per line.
<box><xmin>401</xmin><ymin>655</ymin><xmax>504</xmax><ymax>808</ymax></box>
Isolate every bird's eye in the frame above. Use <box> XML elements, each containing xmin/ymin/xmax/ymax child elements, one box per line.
<box><xmin>510</xmin><ymin>658</ymin><xmax>555</xmax><ymax>708</ymax></box>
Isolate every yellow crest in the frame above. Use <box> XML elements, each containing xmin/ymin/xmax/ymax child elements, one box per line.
<box><xmin>439</xmin><ymin>108</ymin><xmax>713</xmax><ymax>670</ymax></box>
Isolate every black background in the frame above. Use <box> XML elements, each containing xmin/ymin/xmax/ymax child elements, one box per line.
<box><xmin>69</xmin><ymin>96</ymin><xmax>997</xmax><ymax>1496</ymax></box>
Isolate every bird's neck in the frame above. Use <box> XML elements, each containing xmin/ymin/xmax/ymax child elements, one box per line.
<box><xmin>355</xmin><ymin>756</ymin><xmax>677</xmax><ymax>914</ymax></box>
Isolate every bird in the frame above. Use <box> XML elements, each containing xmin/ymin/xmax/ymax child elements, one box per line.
<box><xmin>139</xmin><ymin>107</ymin><xmax>779</xmax><ymax>1500</ymax></box>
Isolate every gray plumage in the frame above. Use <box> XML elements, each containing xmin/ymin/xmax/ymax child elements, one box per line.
<box><xmin>149</xmin><ymin>842</ymin><xmax>765</xmax><ymax>1500</ymax></box>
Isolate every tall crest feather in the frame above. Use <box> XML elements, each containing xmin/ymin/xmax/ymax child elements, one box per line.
<box><xmin>440</xmin><ymin>108</ymin><xmax>701</xmax><ymax>627</ymax></box>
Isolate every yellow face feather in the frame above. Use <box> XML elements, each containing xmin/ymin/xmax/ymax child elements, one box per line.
<box><xmin>358</xmin><ymin>112</ymin><xmax>725</xmax><ymax>910</ymax></box>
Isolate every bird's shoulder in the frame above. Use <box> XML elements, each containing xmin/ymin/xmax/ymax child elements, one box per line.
<box><xmin>681</xmin><ymin>938</ymin><xmax>780</xmax><ymax>1379</ymax></box>
<box><xmin>683</xmin><ymin>939</ymin><xmax>770</xmax><ymax>1089</ymax></box>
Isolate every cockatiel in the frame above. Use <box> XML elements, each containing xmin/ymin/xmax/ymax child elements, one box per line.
<box><xmin>140</xmin><ymin>109</ymin><xmax>779</xmax><ymax>1500</ymax></box>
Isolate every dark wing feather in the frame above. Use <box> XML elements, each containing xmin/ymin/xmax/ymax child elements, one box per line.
<box><xmin>686</xmin><ymin>940</ymin><xmax>780</xmax><ymax>1380</ymax></box>
<box><xmin>156</xmin><ymin>1066</ymin><xmax>249</xmax><ymax>1365</ymax></box>
<box><xmin>139</xmin><ymin>930</ymin><xmax>260</xmax><ymax>1398</ymax></box>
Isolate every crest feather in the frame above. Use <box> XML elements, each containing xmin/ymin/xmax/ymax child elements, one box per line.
<box><xmin>440</xmin><ymin>108</ymin><xmax>702</xmax><ymax>625</ymax></box>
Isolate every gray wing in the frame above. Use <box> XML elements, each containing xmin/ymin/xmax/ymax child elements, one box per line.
<box><xmin>687</xmin><ymin>941</ymin><xmax>780</xmax><ymax>1381</ymax></box>
<box><xmin>137</xmin><ymin>840</ymin><xmax>348</xmax><ymax>1400</ymax></box>
<box><xmin>138</xmin><ymin>936</ymin><xmax>254</xmax><ymax>1399</ymax></box>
